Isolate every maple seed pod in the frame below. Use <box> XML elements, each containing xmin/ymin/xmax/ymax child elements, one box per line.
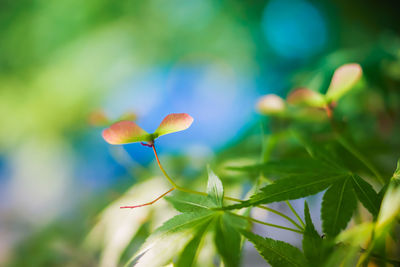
<box><xmin>326</xmin><ymin>63</ymin><xmax>362</xmax><ymax>102</ymax></box>
<box><xmin>102</xmin><ymin>113</ymin><xmax>194</xmax><ymax>145</ymax></box>
<box><xmin>256</xmin><ymin>94</ymin><xmax>286</xmax><ymax>115</ymax></box>
<box><xmin>287</xmin><ymin>88</ymin><xmax>326</xmax><ymax>108</ymax></box>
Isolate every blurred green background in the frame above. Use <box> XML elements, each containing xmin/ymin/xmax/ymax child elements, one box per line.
<box><xmin>1</xmin><ymin>0</ymin><xmax>400</xmax><ymax>266</ymax></box>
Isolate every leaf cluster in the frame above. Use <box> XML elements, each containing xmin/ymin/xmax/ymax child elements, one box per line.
<box><xmin>96</xmin><ymin>63</ymin><xmax>400</xmax><ymax>267</ymax></box>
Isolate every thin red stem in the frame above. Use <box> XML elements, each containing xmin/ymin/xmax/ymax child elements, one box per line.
<box><xmin>123</xmin><ymin>143</ymin><xmax>304</xmax><ymax>230</ymax></box>
<box><xmin>151</xmin><ymin>144</ymin><xmax>179</xmax><ymax>188</ymax></box>
<box><xmin>120</xmin><ymin>187</ymin><xmax>175</xmax><ymax>209</ymax></box>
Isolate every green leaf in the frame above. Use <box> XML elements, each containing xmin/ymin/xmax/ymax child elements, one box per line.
<box><xmin>303</xmin><ymin>202</ymin><xmax>319</xmax><ymax>236</ymax></box>
<box><xmin>207</xmin><ymin>167</ymin><xmax>224</xmax><ymax>207</ymax></box>
<box><xmin>153</xmin><ymin>113</ymin><xmax>194</xmax><ymax>138</ymax></box>
<box><xmin>165</xmin><ymin>194</ymin><xmax>214</xmax><ymax>213</ymax></box>
<box><xmin>323</xmin><ymin>244</ymin><xmax>360</xmax><ymax>267</ymax></box>
<box><xmin>350</xmin><ymin>174</ymin><xmax>380</xmax><ymax>218</ymax></box>
<box><xmin>224</xmin><ymin>144</ymin><xmax>349</xmax><ymax>210</ymax></box>
<box><xmin>377</xmin><ymin>183</ymin><xmax>388</xmax><ymax>205</ymax></box>
<box><xmin>336</xmin><ymin>222</ymin><xmax>374</xmax><ymax>247</ymax></box>
<box><xmin>214</xmin><ymin>213</ymin><xmax>243</xmax><ymax>267</ymax></box>
<box><xmin>176</xmin><ymin>221</ymin><xmax>211</xmax><ymax>267</ymax></box>
<box><xmin>294</xmin><ymin>135</ymin><xmax>345</xmax><ymax>170</ymax></box>
<box><xmin>227</xmin><ymin>158</ymin><xmax>340</xmax><ymax>179</ymax></box>
<box><xmin>303</xmin><ymin>201</ymin><xmax>325</xmax><ymax>265</ymax></box>
<box><xmin>131</xmin><ymin>192</ymin><xmax>248</xmax><ymax>267</ymax></box>
<box><xmin>287</xmin><ymin>88</ymin><xmax>326</xmax><ymax>108</ymax></box>
<box><xmin>256</xmin><ymin>94</ymin><xmax>286</xmax><ymax>115</ymax></box>
<box><xmin>127</xmin><ymin>211</ymin><xmax>214</xmax><ymax>267</ymax></box>
<box><xmin>325</xmin><ymin>63</ymin><xmax>362</xmax><ymax>102</ymax></box>
<box><xmin>331</xmin><ymin>223</ymin><xmax>374</xmax><ymax>267</ymax></box>
<box><xmin>376</xmin><ymin>185</ymin><xmax>400</xmax><ymax>234</ymax></box>
<box><xmin>85</xmin><ymin>177</ymin><xmax>169</xmax><ymax>267</ymax></box>
<box><xmin>392</xmin><ymin>158</ymin><xmax>400</xmax><ymax>185</ymax></box>
<box><xmin>154</xmin><ymin>210</ymin><xmax>214</xmax><ymax>234</ymax></box>
<box><xmin>241</xmin><ymin>230</ymin><xmax>309</xmax><ymax>267</ymax></box>
<box><xmin>224</xmin><ymin>172</ymin><xmax>346</xmax><ymax>210</ymax></box>
<box><xmin>376</xmin><ymin>160</ymin><xmax>400</xmax><ymax>235</ymax></box>
<box><xmin>321</xmin><ymin>177</ymin><xmax>357</xmax><ymax>237</ymax></box>
<box><xmin>102</xmin><ymin>120</ymin><xmax>152</xmax><ymax>144</ymax></box>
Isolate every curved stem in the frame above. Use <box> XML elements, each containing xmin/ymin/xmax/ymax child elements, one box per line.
<box><xmin>152</xmin><ymin>144</ymin><xmax>241</xmax><ymax>201</ymax></box>
<box><xmin>179</xmin><ymin>184</ymin><xmax>302</xmax><ymax>230</ymax></box>
<box><xmin>285</xmin><ymin>201</ymin><xmax>305</xmax><ymax>228</ymax></box>
<box><xmin>176</xmin><ymin>186</ymin><xmax>207</xmax><ymax>196</ymax></box>
<box><xmin>175</xmin><ymin>186</ymin><xmax>244</xmax><ymax>204</ymax></box>
<box><xmin>152</xmin><ymin>145</ymin><xmax>179</xmax><ymax>188</ymax></box>
<box><xmin>180</xmin><ymin>183</ymin><xmax>303</xmax><ymax>231</ymax></box>
<box><xmin>151</xmin><ymin>144</ymin><xmax>303</xmax><ymax>229</ymax></box>
<box><xmin>258</xmin><ymin>130</ymin><xmax>305</xmax><ymax>230</ymax></box>
<box><xmin>231</xmin><ymin>213</ymin><xmax>303</xmax><ymax>234</ymax></box>
<box><xmin>257</xmin><ymin>205</ymin><xmax>303</xmax><ymax>230</ymax></box>
<box><xmin>259</xmin><ymin>175</ymin><xmax>305</xmax><ymax>229</ymax></box>
<box><xmin>120</xmin><ymin>187</ymin><xmax>175</xmax><ymax>209</ymax></box>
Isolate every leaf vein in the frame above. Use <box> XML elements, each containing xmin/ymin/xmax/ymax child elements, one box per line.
<box><xmin>332</xmin><ymin>179</ymin><xmax>348</xmax><ymax>233</ymax></box>
<box><xmin>258</xmin><ymin>174</ymin><xmax>346</xmax><ymax>200</ymax></box>
<box><xmin>351</xmin><ymin>175</ymin><xmax>378</xmax><ymax>214</ymax></box>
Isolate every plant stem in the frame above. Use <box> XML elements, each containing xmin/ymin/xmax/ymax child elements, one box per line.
<box><xmin>259</xmin><ymin>130</ymin><xmax>306</xmax><ymax>229</ymax></box>
<box><xmin>285</xmin><ymin>200</ymin><xmax>305</xmax><ymax>228</ymax></box>
<box><xmin>152</xmin><ymin>144</ymin><xmax>243</xmax><ymax>201</ymax></box>
<box><xmin>176</xmin><ymin>186</ymin><xmax>253</xmax><ymax>204</ymax></box>
<box><xmin>231</xmin><ymin>213</ymin><xmax>303</xmax><ymax>234</ymax></box>
<box><xmin>152</xmin><ymin>145</ymin><xmax>179</xmax><ymax>188</ymax></box>
<box><xmin>120</xmin><ymin>188</ymin><xmax>175</xmax><ymax>209</ymax></box>
<box><xmin>336</xmin><ymin>135</ymin><xmax>385</xmax><ymax>185</ymax></box>
<box><xmin>257</xmin><ymin>205</ymin><xmax>304</xmax><ymax>230</ymax></box>
<box><xmin>177</xmin><ymin>183</ymin><xmax>302</xmax><ymax>229</ymax></box>
<box><xmin>151</xmin><ymin>143</ymin><xmax>303</xmax><ymax>230</ymax></box>
<box><xmin>259</xmin><ymin>175</ymin><xmax>305</xmax><ymax>229</ymax></box>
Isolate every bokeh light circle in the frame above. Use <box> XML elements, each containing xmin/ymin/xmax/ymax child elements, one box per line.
<box><xmin>262</xmin><ymin>0</ymin><xmax>327</xmax><ymax>59</ymax></box>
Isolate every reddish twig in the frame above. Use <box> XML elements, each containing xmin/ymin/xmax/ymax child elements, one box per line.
<box><xmin>120</xmin><ymin>187</ymin><xmax>175</xmax><ymax>209</ymax></box>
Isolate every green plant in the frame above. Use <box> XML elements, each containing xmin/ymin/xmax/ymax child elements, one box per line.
<box><xmin>99</xmin><ymin>63</ymin><xmax>400</xmax><ymax>267</ymax></box>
